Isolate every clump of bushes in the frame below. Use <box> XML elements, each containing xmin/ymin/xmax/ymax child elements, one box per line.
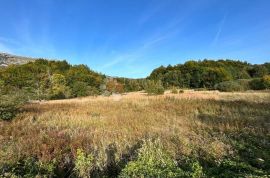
<box><xmin>262</xmin><ymin>74</ymin><xmax>270</xmax><ymax>88</ymax></box>
<box><xmin>215</xmin><ymin>81</ymin><xmax>245</xmax><ymax>92</ymax></box>
<box><xmin>0</xmin><ymin>92</ymin><xmax>26</xmax><ymax>121</ymax></box>
<box><xmin>71</xmin><ymin>81</ymin><xmax>100</xmax><ymax>97</ymax></box>
<box><xmin>0</xmin><ymin>102</ymin><xmax>18</xmax><ymax>121</ymax></box>
<box><xmin>250</xmin><ymin>75</ymin><xmax>270</xmax><ymax>90</ymax></box>
<box><xmin>119</xmin><ymin>139</ymin><xmax>186</xmax><ymax>177</ymax></box>
<box><xmin>144</xmin><ymin>80</ymin><xmax>165</xmax><ymax>95</ymax></box>
<box><xmin>0</xmin><ymin>157</ymin><xmax>56</xmax><ymax>177</ymax></box>
<box><xmin>216</xmin><ymin>75</ymin><xmax>270</xmax><ymax>92</ymax></box>
<box><xmin>74</xmin><ymin>149</ymin><xmax>94</xmax><ymax>178</ymax></box>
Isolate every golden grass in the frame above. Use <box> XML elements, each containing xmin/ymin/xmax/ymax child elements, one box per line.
<box><xmin>0</xmin><ymin>90</ymin><xmax>270</xmax><ymax>170</ymax></box>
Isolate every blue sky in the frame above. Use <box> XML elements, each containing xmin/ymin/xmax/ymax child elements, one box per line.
<box><xmin>0</xmin><ymin>0</ymin><xmax>269</xmax><ymax>78</ymax></box>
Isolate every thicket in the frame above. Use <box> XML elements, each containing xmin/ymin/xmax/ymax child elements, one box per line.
<box><xmin>148</xmin><ymin>60</ymin><xmax>270</xmax><ymax>90</ymax></box>
<box><xmin>215</xmin><ymin>75</ymin><xmax>270</xmax><ymax>92</ymax></box>
<box><xmin>0</xmin><ymin>59</ymin><xmax>104</xmax><ymax>101</ymax></box>
<box><xmin>0</xmin><ymin>86</ymin><xmax>27</xmax><ymax>120</ymax></box>
<box><xmin>143</xmin><ymin>80</ymin><xmax>165</xmax><ymax>95</ymax></box>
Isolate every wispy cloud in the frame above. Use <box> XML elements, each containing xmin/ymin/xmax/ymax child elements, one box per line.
<box><xmin>99</xmin><ymin>15</ymin><xmax>183</xmax><ymax>70</ymax></box>
<box><xmin>211</xmin><ymin>14</ymin><xmax>227</xmax><ymax>46</ymax></box>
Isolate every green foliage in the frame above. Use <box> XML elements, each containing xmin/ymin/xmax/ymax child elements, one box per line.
<box><xmin>0</xmin><ymin>90</ymin><xmax>27</xmax><ymax>121</ymax></box>
<box><xmin>71</xmin><ymin>81</ymin><xmax>100</xmax><ymax>97</ymax></box>
<box><xmin>190</xmin><ymin>161</ymin><xmax>204</xmax><ymax>178</ymax></box>
<box><xmin>120</xmin><ymin>139</ymin><xmax>186</xmax><ymax>178</ymax></box>
<box><xmin>148</xmin><ymin>59</ymin><xmax>269</xmax><ymax>90</ymax></box>
<box><xmin>0</xmin><ymin>102</ymin><xmax>18</xmax><ymax>121</ymax></box>
<box><xmin>0</xmin><ymin>157</ymin><xmax>56</xmax><ymax>177</ymax></box>
<box><xmin>215</xmin><ymin>81</ymin><xmax>245</xmax><ymax>92</ymax></box>
<box><xmin>71</xmin><ymin>81</ymin><xmax>89</xmax><ymax>97</ymax></box>
<box><xmin>74</xmin><ymin>149</ymin><xmax>94</xmax><ymax>178</ymax></box>
<box><xmin>248</xmin><ymin>75</ymin><xmax>270</xmax><ymax>90</ymax></box>
<box><xmin>171</xmin><ymin>87</ymin><xmax>178</xmax><ymax>94</ymax></box>
<box><xmin>49</xmin><ymin>74</ymin><xmax>71</xmax><ymax>99</ymax></box>
<box><xmin>122</xmin><ymin>79</ymin><xmax>143</xmax><ymax>92</ymax></box>
<box><xmin>262</xmin><ymin>75</ymin><xmax>270</xmax><ymax>89</ymax></box>
<box><xmin>248</xmin><ymin>65</ymin><xmax>268</xmax><ymax>78</ymax></box>
<box><xmin>249</xmin><ymin>78</ymin><xmax>265</xmax><ymax>90</ymax></box>
<box><xmin>0</xmin><ymin>59</ymin><xmax>105</xmax><ymax>101</ymax></box>
<box><xmin>144</xmin><ymin>80</ymin><xmax>165</xmax><ymax>95</ymax></box>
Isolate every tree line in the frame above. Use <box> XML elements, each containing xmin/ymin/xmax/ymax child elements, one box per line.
<box><xmin>147</xmin><ymin>59</ymin><xmax>270</xmax><ymax>90</ymax></box>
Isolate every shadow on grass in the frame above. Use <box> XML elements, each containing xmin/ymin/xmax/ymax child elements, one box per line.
<box><xmin>196</xmin><ymin>100</ymin><xmax>270</xmax><ymax>177</ymax></box>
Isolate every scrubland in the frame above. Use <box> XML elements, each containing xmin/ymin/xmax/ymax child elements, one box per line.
<box><xmin>0</xmin><ymin>90</ymin><xmax>270</xmax><ymax>177</ymax></box>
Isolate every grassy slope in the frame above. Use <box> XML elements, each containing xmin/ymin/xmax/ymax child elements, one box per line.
<box><xmin>0</xmin><ymin>90</ymin><xmax>270</xmax><ymax>177</ymax></box>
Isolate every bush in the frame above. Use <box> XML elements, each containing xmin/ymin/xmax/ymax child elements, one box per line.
<box><xmin>171</xmin><ymin>87</ymin><xmax>178</xmax><ymax>94</ymax></box>
<box><xmin>237</xmin><ymin>79</ymin><xmax>251</xmax><ymax>90</ymax></box>
<box><xmin>144</xmin><ymin>80</ymin><xmax>165</xmax><ymax>95</ymax></box>
<box><xmin>0</xmin><ymin>102</ymin><xmax>18</xmax><ymax>121</ymax></box>
<box><xmin>249</xmin><ymin>78</ymin><xmax>265</xmax><ymax>90</ymax></box>
<box><xmin>262</xmin><ymin>75</ymin><xmax>270</xmax><ymax>89</ymax></box>
<box><xmin>0</xmin><ymin>93</ymin><xmax>26</xmax><ymax>121</ymax></box>
<box><xmin>215</xmin><ymin>81</ymin><xmax>244</xmax><ymax>92</ymax></box>
<box><xmin>190</xmin><ymin>161</ymin><xmax>204</xmax><ymax>178</ymax></box>
<box><xmin>179</xmin><ymin>89</ymin><xmax>184</xmax><ymax>93</ymax></box>
<box><xmin>71</xmin><ymin>81</ymin><xmax>100</xmax><ymax>97</ymax></box>
<box><xmin>0</xmin><ymin>157</ymin><xmax>56</xmax><ymax>177</ymax></box>
<box><xmin>119</xmin><ymin>139</ymin><xmax>186</xmax><ymax>178</ymax></box>
<box><xmin>74</xmin><ymin>149</ymin><xmax>94</xmax><ymax>178</ymax></box>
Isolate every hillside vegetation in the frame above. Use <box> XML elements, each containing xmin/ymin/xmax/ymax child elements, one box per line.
<box><xmin>1</xmin><ymin>59</ymin><xmax>269</xmax><ymax>101</ymax></box>
<box><xmin>148</xmin><ymin>60</ymin><xmax>270</xmax><ymax>89</ymax></box>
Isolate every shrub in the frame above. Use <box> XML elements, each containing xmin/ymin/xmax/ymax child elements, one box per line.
<box><xmin>215</xmin><ymin>81</ymin><xmax>244</xmax><ymax>92</ymax></box>
<box><xmin>71</xmin><ymin>82</ymin><xmax>100</xmax><ymax>97</ymax></box>
<box><xmin>119</xmin><ymin>139</ymin><xmax>186</xmax><ymax>178</ymax></box>
<box><xmin>0</xmin><ymin>157</ymin><xmax>56</xmax><ymax>177</ymax></box>
<box><xmin>0</xmin><ymin>92</ymin><xmax>26</xmax><ymax>121</ymax></box>
<box><xmin>171</xmin><ymin>87</ymin><xmax>178</xmax><ymax>94</ymax></box>
<box><xmin>249</xmin><ymin>78</ymin><xmax>265</xmax><ymax>90</ymax></box>
<box><xmin>74</xmin><ymin>149</ymin><xmax>94</xmax><ymax>178</ymax></box>
<box><xmin>190</xmin><ymin>161</ymin><xmax>204</xmax><ymax>178</ymax></box>
<box><xmin>144</xmin><ymin>80</ymin><xmax>165</xmax><ymax>95</ymax></box>
<box><xmin>71</xmin><ymin>81</ymin><xmax>90</xmax><ymax>97</ymax></box>
<box><xmin>0</xmin><ymin>102</ymin><xmax>18</xmax><ymax>121</ymax></box>
<box><xmin>262</xmin><ymin>75</ymin><xmax>270</xmax><ymax>89</ymax></box>
<box><xmin>237</xmin><ymin>79</ymin><xmax>251</xmax><ymax>91</ymax></box>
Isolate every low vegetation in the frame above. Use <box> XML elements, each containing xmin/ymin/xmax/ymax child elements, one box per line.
<box><xmin>0</xmin><ymin>91</ymin><xmax>269</xmax><ymax>177</ymax></box>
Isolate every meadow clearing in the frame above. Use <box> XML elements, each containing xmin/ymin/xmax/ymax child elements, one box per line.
<box><xmin>0</xmin><ymin>90</ymin><xmax>270</xmax><ymax>177</ymax></box>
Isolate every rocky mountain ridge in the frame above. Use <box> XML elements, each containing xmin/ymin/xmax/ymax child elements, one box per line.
<box><xmin>0</xmin><ymin>52</ymin><xmax>36</xmax><ymax>67</ymax></box>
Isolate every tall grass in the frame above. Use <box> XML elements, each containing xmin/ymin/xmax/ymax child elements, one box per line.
<box><xmin>0</xmin><ymin>91</ymin><xmax>269</xmax><ymax>177</ymax></box>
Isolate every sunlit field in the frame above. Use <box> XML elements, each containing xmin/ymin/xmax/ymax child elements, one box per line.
<box><xmin>1</xmin><ymin>90</ymin><xmax>270</xmax><ymax>177</ymax></box>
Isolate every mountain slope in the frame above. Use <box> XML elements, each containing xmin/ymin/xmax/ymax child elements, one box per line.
<box><xmin>0</xmin><ymin>53</ymin><xmax>36</xmax><ymax>67</ymax></box>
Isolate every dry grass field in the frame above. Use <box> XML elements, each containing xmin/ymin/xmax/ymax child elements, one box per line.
<box><xmin>1</xmin><ymin>90</ymin><xmax>270</xmax><ymax>177</ymax></box>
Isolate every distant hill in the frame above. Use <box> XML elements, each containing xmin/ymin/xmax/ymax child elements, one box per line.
<box><xmin>0</xmin><ymin>53</ymin><xmax>36</xmax><ymax>67</ymax></box>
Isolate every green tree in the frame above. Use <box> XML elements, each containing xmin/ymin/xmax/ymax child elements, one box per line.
<box><xmin>50</xmin><ymin>74</ymin><xmax>71</xmax><ymax>99</ymax></box>
<box><xmin>144</xmin><ymin>80</ymin><xmax>164</xmax><ymax>95</ymax></box>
